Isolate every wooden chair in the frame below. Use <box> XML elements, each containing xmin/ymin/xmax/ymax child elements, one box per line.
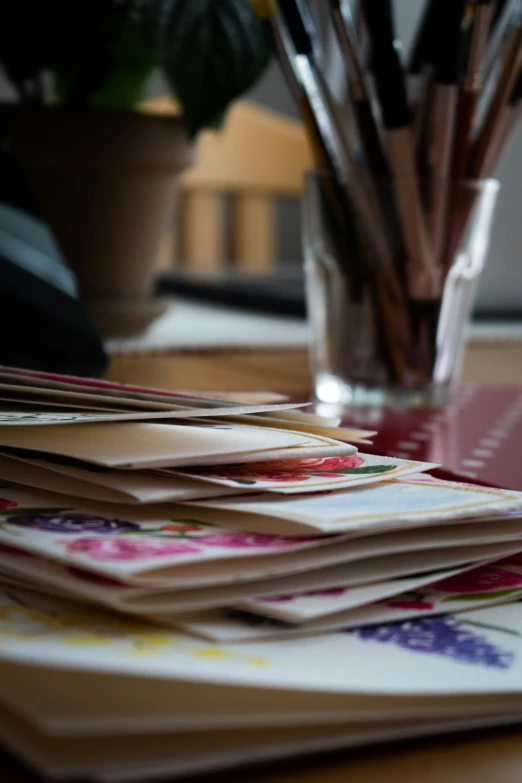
<box><xmin>142</xmin><ymin>97</ymin><xmax>312</xmax><ymax>273</ymax></box>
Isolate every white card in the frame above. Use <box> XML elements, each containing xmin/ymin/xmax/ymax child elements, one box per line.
<box><xmin>338</xmin><ymin>552</ymin><xmax>522</xmax><ymax>630</ymax></box>
<box><xmin>0</xmin><ymin>381</ymin><xmax>310</xmax><ymax>418</ymax></box>
<box><xmin>0</xmin><ymin>367</ymin><xmax>308</xmax><ymax>411</ymax></box>
<box><xmin>1</xmin><ymin>479</ymin><xmax>521</xmax><ymax>594</ymax></box>
<box><xmin>86</xmin><ymin>713</ymin><xmax>522</xmax><ymax>783</ymax></box>
<box><xmin>0</xmin><ymin>422</ymin><xmax>320</xmax><ymax>469</ymax></box>
<box><xmin>240</xmin><ymin>515</ymin><xmax>522</xmax><ymax>621</ymax></box>
<box><xmin>176</xmin><ymin>453</ymin><xmax>436</xmax><ymax>494</ymax></box>
<box><xmin>0</xmin><ymin>451</ymin><xmax>429</xmax><ymax>502</ymax></box>
<box><xmin>187</xmin><ymin>477</ymin><xmax>522</xmax><ymax>535</ymax></box>
<box><xmin>0</xmin><ymin>537</ymin><xmax>518</xmax><ymax>619</ymax></box>
<box><xmin>1</xmin><ymin>695</ymin><xmax>520</xmax><ymax>781</ymax></box>
<box><xmin>2</xmin><ymin>656</ymin><xmax>520</xmax><ymax>740</ymax></box>
<box><xmin>0</xmin><ymin>454</ymin><xmax>245</xmax><ymax>504</ymax></box>
<box><xmin>174</xmin><ymin>561</ymin><xmax>496</xmax><ymax>642</ymax></box>
<box><xmin>3</xmin><ymin>588</ymin><xmax>522</xmax><ymax>700</ymax></box>
<box><xmin>0</xmin><ymin>406</ymin><xmax>310</xmax><ymax>426</ymax></box>
<box><xmin>192</xmin><ymin>554</ymin><xmax>522</xmax><ymax>642</ymax></box>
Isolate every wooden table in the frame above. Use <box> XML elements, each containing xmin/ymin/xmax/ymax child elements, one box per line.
<box><xmin>105</xmin><ymin>342</ymin><xmax>522</xmax><ymax>392</ymax></box>
<box><xmin>6</xmin><ymin>341</ymin><xmax>522</xmax><ymax>783</ymax></box>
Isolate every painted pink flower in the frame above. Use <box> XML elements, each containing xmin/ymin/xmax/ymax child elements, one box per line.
<box><xmin>196</xmin><ymin>454</ymin><xmax>367</xmax><ymax>483</ymax></box>
<box><xmin>283</xmin><ymin>455</ymin><xmax>365</xmax><ymax>472</ymax></box>
<box><xmin>386</xmin><ymin>600</ymin><xmax>435</xmax><ymax>611</ymax></box>
<box><xmin>59</xmin><ymin>536</ymin><xmax>201</xmax><ymax>561</ymax></box>
<box><xmin>431</xmin><ymin>566</ymin><xmax>522</xmax><ymax>594</ymax></box>
<box><xmin>200</xmin><ymin>531</ymin><xmax>306</xmax><ymax>549</ymax></box>
<box><xmin>0</xmin><ymin>498</ymin><xmax>17</xmax><ymax>510</ymax></box>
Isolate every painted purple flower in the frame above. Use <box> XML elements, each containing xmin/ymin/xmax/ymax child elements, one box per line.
<box><xmin>348</xmin><ymin>615</ymin><xmax>515</xmax><ymax>670</ymax></box>
<box><xmin>7</xmin><ymin>512</ymin><xmax>140</xmax><ymax>534</ymax></box>
<box><xmin>59</xmin><ymin>536</ymin><xmax>201</xmax><ymax>561</ymax></box>
<box><xmin>200</xmin><ymin>531</ymin><xmax>307</xmax><ymax>549</ymax></box>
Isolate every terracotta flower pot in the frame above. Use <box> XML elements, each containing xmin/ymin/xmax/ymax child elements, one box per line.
<box><xmin>0</xmin><ymin>106</ymin><xmax>193</xmax><ymax>336</ymax></box>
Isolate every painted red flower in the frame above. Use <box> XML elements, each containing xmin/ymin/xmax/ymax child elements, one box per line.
<box><xmin>496</xmin><ymin>553</ymin><xmax>522</xmax><ymax>568</ymax></box>
<box><xmin>161</xmin><ymin>523</ymin><xmax>205</xmax><ymax>533</ymax></box>
<box><xmin>432</xmin><ymin>566</ymin><xmax>522</xmax><ymax>594</ymax></box>
<box><xmin>282</xmin><ymin>455</ymin><xmax>365</xmax><ymax>472</ymax></box>
<box><xmin>386</xmin><ymin>600</ymin><xmax>435</xmax><ymax>611</ymax></box>
<box><xmin>0</xmin><ymin>498</ymin><xmax>17</xmax><ymax>510</ymax></box>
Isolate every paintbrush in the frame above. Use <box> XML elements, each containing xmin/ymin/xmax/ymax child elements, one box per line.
<box><xmin>328</xmin><ymin>0</ymin><xmax>389</xmax><ymax>179</ymax></box>
<box><xmin>452</xmin><ymin>0</ymin><xmax>495</xmax><ymax>178</ymax></box>
<box><xmin>469</xmin><ymin>5</ymin><xmax>522</xmax><ymax>176</ymax></box>
<box><xmin>362</xmin><ymin>0</ymin><xmax>439</xmax><ymax>301</ymax></box>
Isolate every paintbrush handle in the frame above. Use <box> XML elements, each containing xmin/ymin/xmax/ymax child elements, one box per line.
<box><xmin>469</xmin><ymin>21</ymin><xmax>522</xmax><ymax>177</ymax></box>
<box><xmin>451</xmin><ymin>88</ymin><xmax>479</xmax><ymax>178</ymax></box>
<box><xmin>387</xmin><ymin>127</ymin><xmax>440</xmax><ymax>300</ymax></box>
<box><xmin>352</xmin><ymin>98</ymin><xmax>389</xmax><ymax>178</ymax></box>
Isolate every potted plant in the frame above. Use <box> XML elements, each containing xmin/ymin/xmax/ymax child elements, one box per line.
<box><xmin>0</xmin><ymin>0</ymin><xmax>270</xmax><ymax>336</ymax></box>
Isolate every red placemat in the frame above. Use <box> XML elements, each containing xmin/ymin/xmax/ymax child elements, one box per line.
<box><xmin>341</xmin><ymin>387</ymin><xmax>522</xmax><ymax>491</ymax></box>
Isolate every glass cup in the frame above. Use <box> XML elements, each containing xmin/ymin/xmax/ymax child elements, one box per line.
<box><xmin>303</xmin><ymin>170</ymin><xmax>500</xmax><ymax>407</ymax></box>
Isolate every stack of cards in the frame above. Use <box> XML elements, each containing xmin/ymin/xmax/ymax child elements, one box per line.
<box><xmin>0</xmin><ymin>366</ymin><xmax>522</xmax><ymax>779</ymax></box>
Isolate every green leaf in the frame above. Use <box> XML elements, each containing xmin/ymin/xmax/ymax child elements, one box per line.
<box><xmin>145</xmin><ymin>0</ymin><xmax>270</xmax><ymax>136</ymax></box>
<box><xmin>89</xmin><ymin>15</ymin><xmax>157</xmax><ymax>110</ymax></box>
<box><xmin>52</xmin><ymin>1</ymin><xmax>132</xmax><ymax>106</ymax></box>
<box><xmin>442</xmin><ymin>590</ymin><xmax>521</xmax><ymax>602</ymax></box>
<box><xmin>337</xmin><ymin>465</ymin><xmax>396</xmax><ymax>475</ymax></box>
<box><xmin>230</xmin><ymin>478</ymin><xmax>257</xmax><ymax>485</ymax></box>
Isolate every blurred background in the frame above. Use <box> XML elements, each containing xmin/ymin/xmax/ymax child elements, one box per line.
<box><xmin>246</xmin><ymin>0</ymin><xmax>522</xmax><ymax>314</ymax></box>
<box><xmin>1</xmin><ymin>0</ymin><xmax>521</xmax><ymax>361</ymax></box>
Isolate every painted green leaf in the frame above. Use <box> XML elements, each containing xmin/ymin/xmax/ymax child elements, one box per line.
<box><xmin>337</xmin><ymin>465</ymin><xmax>395</xmax><ymax>475</ymax></box>
<box><xmin>230</xmin><ymin>478</ymin><xmax>257</xmax><ymax>485</ymax></box>
<box><xmin>145</xmin><ymin>0</ymin><xmax>270</xmax><ymax>136</ymax></box>
<box><xmin>443</xmin><ymin>589</ymin><xmax>521</xmax><ymax>602</ymax></box>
